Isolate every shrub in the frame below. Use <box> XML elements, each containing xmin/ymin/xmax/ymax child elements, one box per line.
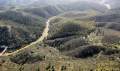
<box><xmin>10</xmin><ymin>51</ymin><xmax>45</xmax><ymax>64</ymax></box>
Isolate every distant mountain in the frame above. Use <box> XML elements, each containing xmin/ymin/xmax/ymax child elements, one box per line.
<box><xmin>106</xmin><ymin>0</ymin><xmax>120</xmax><ymax>9</ymax></box>
<box><xmin>24</xmin><ymin>5</ymin><xmax>63</xmax><ymax>18</ymax></box>
<box><xmin>24</xmin><ymin>1</ymin><xmax>107</xmax><ymax>18</ymax></box>
<box><xmin>0</xmin><ymin>0</ymin><xmax>35</xmax><ymax>10</ymax></box>
<box><xmin>0</xmin><ymin>0</ymin><xmax>119</xmax><ymax>9</ymax></box>
<box><xmin>60</xmin><ymin>1</ymin><xmax>107</xmax><ymax>12</ymax></box>
<box><xmin>0</xmin><ymin>0</ymin><xmax>109</xmax><ymax>12</ymax></box>
<box><xmin>93</xmin><ymin>9</ymin><xmax>120</xmax><ymax>31</ymax></box>
<box><xmin>0</xmin><ymin>0</ymin><xmax>73</xmax><ymax>8</ymax></box>
<box><xmin>30</xmin><ymin>0</ymin><xmax>78</xmax><ymax>7</ymax></box>
<box><xmin>0</xmin><ymin>0</ymin><xmax>36</xmax><ymax>6</ymax></box>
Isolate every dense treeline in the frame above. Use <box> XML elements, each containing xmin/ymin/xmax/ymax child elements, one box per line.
<box><xmin>24</xmin><ymin>6</ymin><xmax>62</xmax><ymax>18</ymax></box>
<box><xmin>0</xmin><ymin>11</ymin><xmax>45</xmax><ymax>51</ymax></box>
<box><xmin>0</xmin><ymin>11</ymin><xmax>44</xmax><ymax>25</ymax></box>
<box><xmin>44</xmin><ymin>13</ymin><xmax>120</xmax><ymax>58</ymax></box>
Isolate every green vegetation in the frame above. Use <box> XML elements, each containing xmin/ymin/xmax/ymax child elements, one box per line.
<box><xmin>10</xmin><ymin>51</ymin><xmax>45</xmax><ymax>64</ymax></box>
<box><xmin>0</xmin><ymin>11</ymin><xmax>45</xmax><ymax>51</ymax></box>
<box><xmin>0</xmin><ymin>8</ymin><xmax>120</xmax><ymax>71</ymax></box>
<box><xmin>44</xmin><ymin>16</ymin><xmax>95</xmax><ymax>52</ymax></box>
<box><xmin>44</xmin><ymin>12</ymin><xmax>120</xmax><ymax>59</ymax></box>
<box><xmin>45</xmin><ymin>17</ymin><xmax>95</xmax><ymax>51</ymax></box>
<box><xmin>24</xmin><ymin>6</ymin><xmax>63</xmax><ymax>18</ymax></box>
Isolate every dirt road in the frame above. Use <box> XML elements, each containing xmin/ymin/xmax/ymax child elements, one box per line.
<box><xmin>0</xmin><ymin>17</ymin><xmax>54</xmax><ymax>56</ymax></box>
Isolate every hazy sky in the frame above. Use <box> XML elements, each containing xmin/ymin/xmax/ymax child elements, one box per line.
<box><xmin>61</xmin><ymin>0</ymin><xmax>111</xmax><ymax>9</ymax></box>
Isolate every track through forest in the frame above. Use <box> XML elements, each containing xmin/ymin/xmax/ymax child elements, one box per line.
<box><xmin>0</xmin><ymin>17</ymin><xmax>55</xmax><ymax>56</ymax></box>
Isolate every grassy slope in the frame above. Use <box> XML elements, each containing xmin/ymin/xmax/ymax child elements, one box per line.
<box><xmin>45</xmin><ymin>11</ymin><xmax>120</xmax><ymax>47</ymax></box>
<box><xmin>0</xmin><ymin>11</ymin><xmax>120</xmax><ymax>71</ymax></box>
<box><xmin>44</xmin><ymin>11</ymin><xmax>120</xmax><ymax>60</ymax></box>
<box><xmin>0</xmin><ymin>45</ymin><xmax>120</xmax><ymax>71</ymax></box>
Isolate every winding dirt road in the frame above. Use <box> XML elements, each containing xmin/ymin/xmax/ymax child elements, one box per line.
<box><xmin>0</xmin><ymin>17</ymin><xmax>53</xmax><ymax>56</ymax></box>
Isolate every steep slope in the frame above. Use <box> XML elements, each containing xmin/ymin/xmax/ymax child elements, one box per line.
<box><xmin>0</xmin><ymin>14</ymin><xmax>120</xmax><ymax>71</ymax></box>
<box><xmin>23</xmin><ymin>0</ymin><xmax>107</xmax><ymax>19</ymax></box>
<box><xmin>44</xmin><ymin>13</ymin><xmax>96</xmax><ymax>54</ymax></box>
<box><xmin>0</xmin><ymin>10</ymin><xmax>45</xmax><ymax>51</ymax></box>
<box><xmin>59</xmin><ymin>1</ymin><xmax>107</xmax><ymax>12</ymax></box>
<box><xmin>0</xmin><ymin>17</ymin><xmax>50</xmax><ymax>56</ymax></box>
<box><xmin>24</xmin><ymin>6</ymin><xmax>63</xmax><ymax>18</ymax></box>
<box><xmin>93</xmin><ymin>8</ymin><xmax>120</xmax><ymax>31</ymax></box>
<box><xmin>44</xmin><ymin>11</ymin><xmax>120</xmax><ymax>59</ymax></box>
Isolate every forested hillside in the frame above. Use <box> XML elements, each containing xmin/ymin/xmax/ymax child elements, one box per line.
<box><xmin>0</xmin><ymin>11</ymin><xmax>45</xmax><ymax>51</ymax></box>
<box><xmin>0</xmin><ymin>0</ymin><xmax>120</xmax><ymax>71</ymax></box>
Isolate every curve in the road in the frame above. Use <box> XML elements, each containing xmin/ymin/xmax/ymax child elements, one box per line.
<box><xmin>0</xmin><ymin>17</ymin><xmax>54</xmax><ymax>56</ymax></box>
